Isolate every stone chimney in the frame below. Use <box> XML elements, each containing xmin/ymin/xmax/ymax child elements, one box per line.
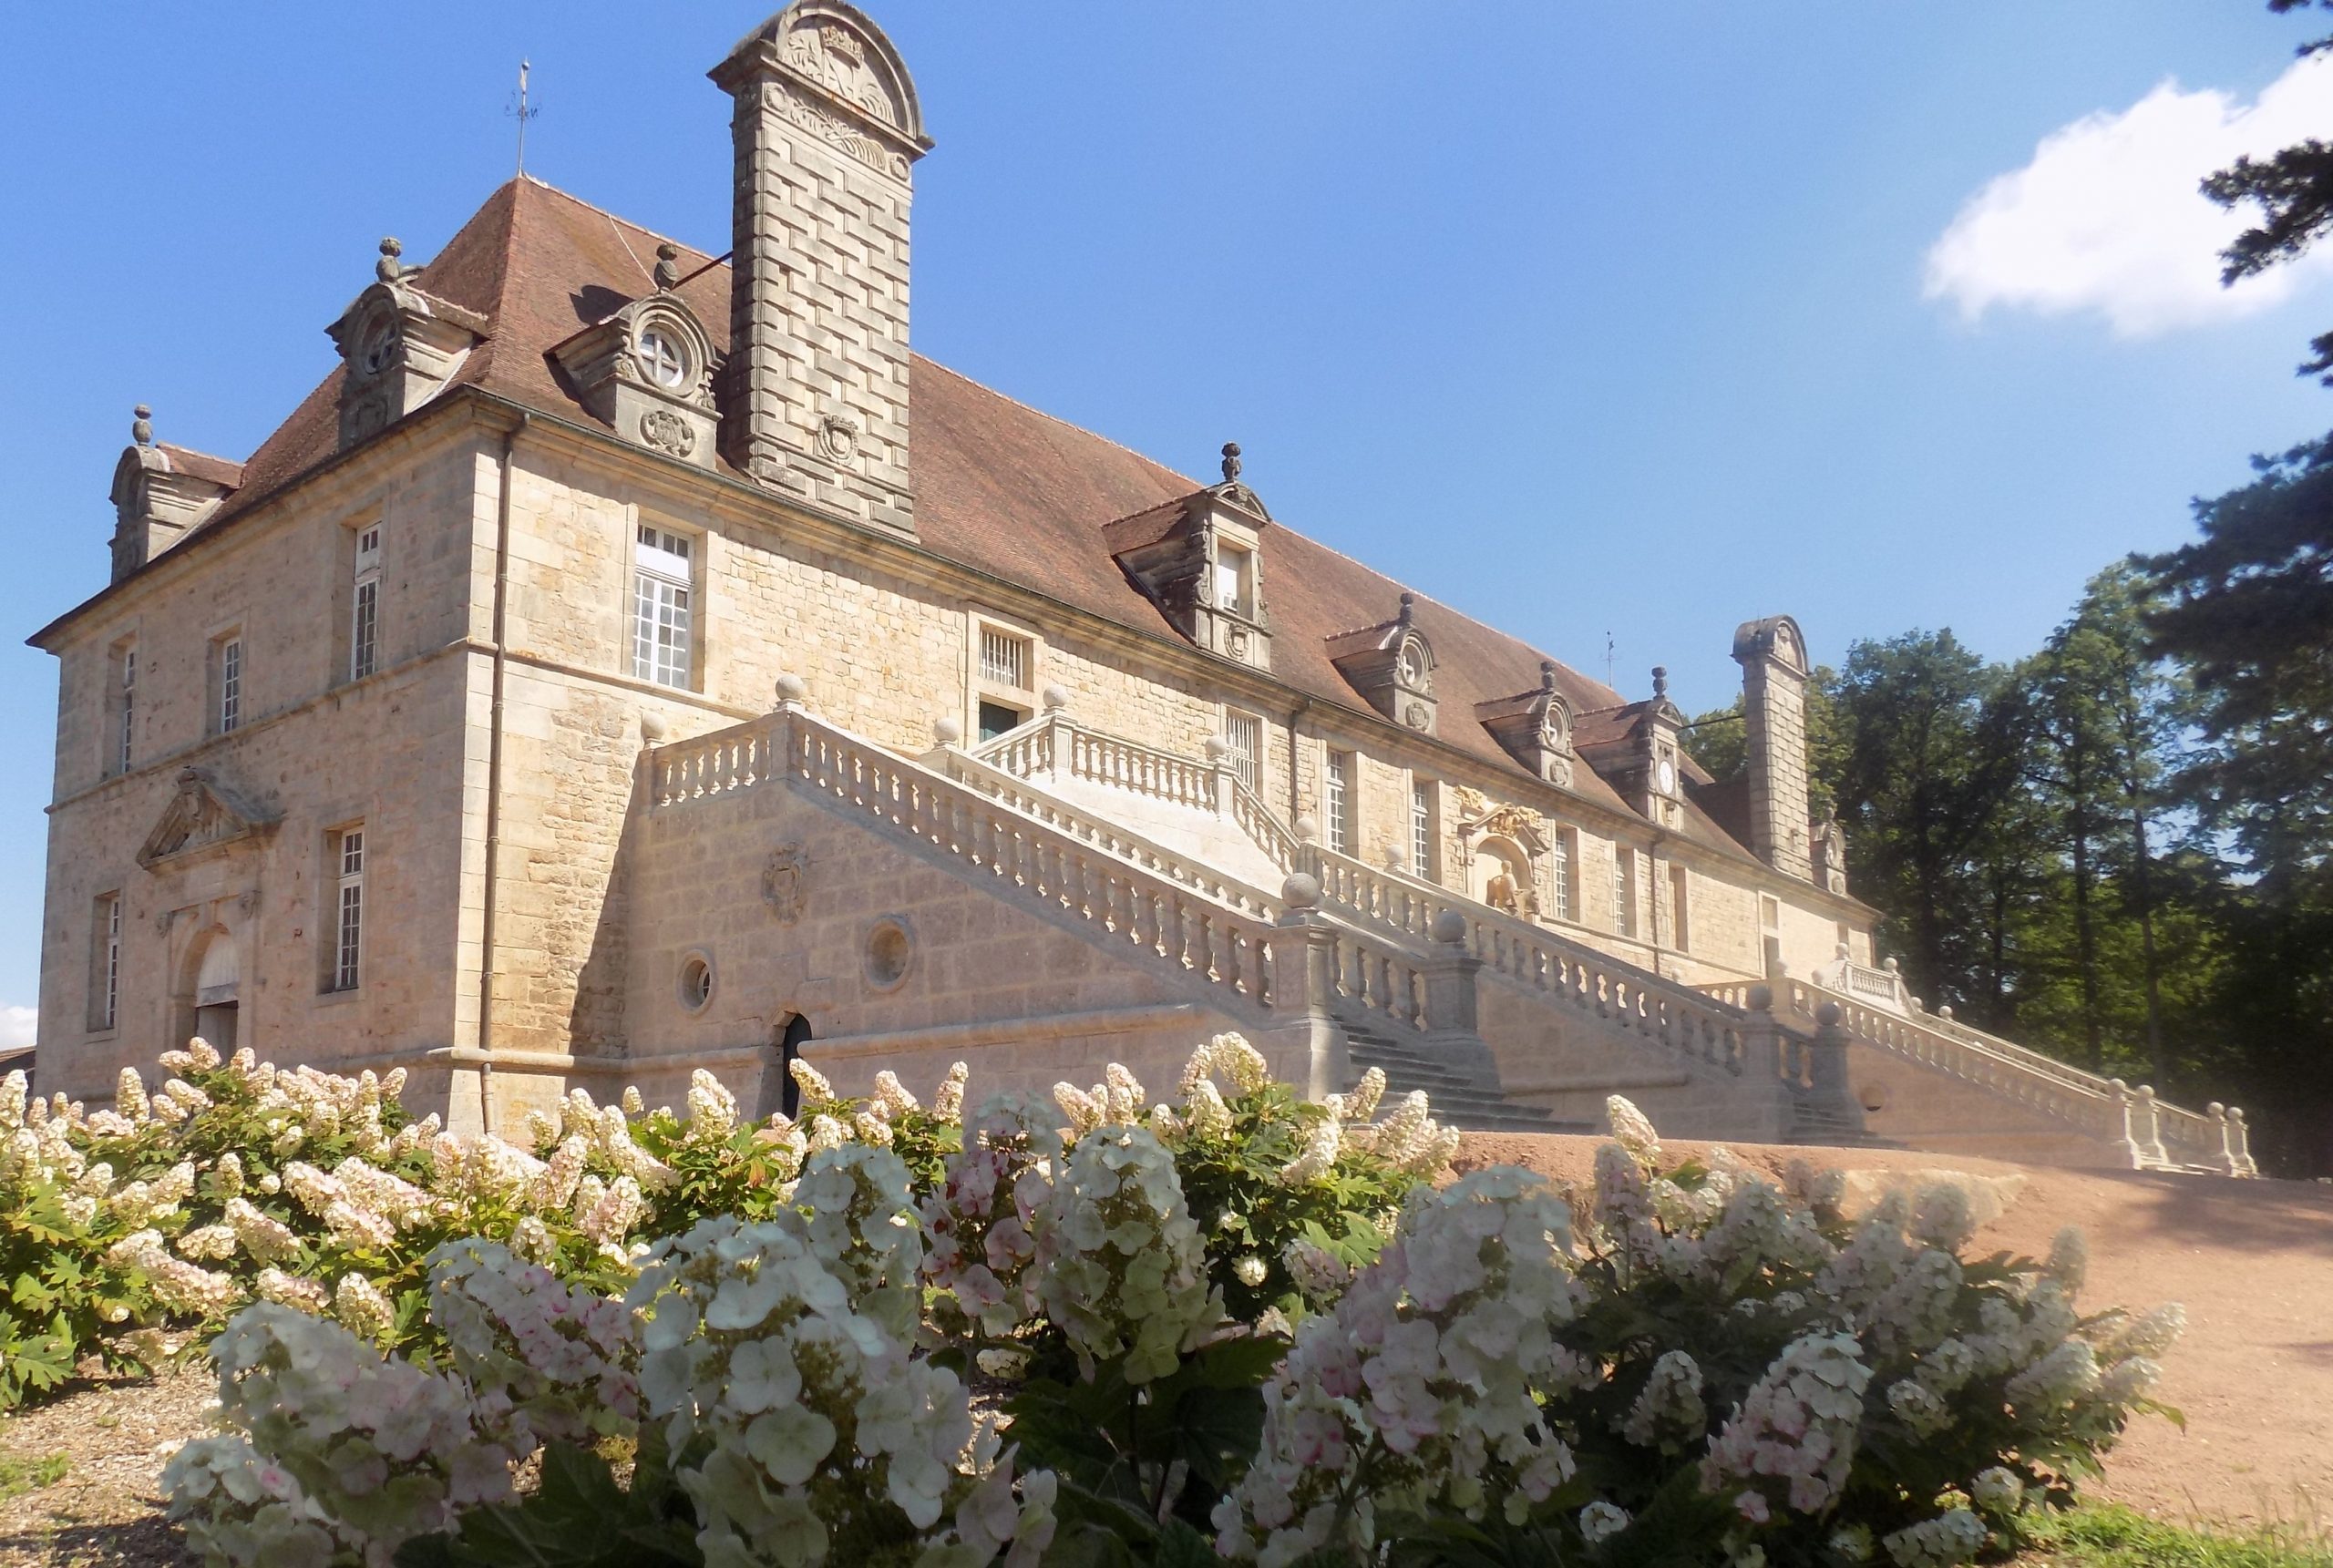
<box><xmin>1732</xmin><ymin>615</ymin><xmax>1814</xmax><ymax>880</ymax></box>
<box><xmin>712</xmin><ymin>2</ymin><xmax>931</xmax><ymax>537</ymax></box>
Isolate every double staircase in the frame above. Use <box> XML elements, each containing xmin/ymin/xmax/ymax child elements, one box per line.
<box><xmin>646</xmin><ymin>697</ymin><xmax>2255</xmax><ymax>1171</ymax></box>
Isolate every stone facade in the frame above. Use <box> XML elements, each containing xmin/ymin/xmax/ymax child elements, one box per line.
<box><xmin>36</xmin><ymin>0</ymin><xmax>2023</xmax><ymax>1160</ymax></box>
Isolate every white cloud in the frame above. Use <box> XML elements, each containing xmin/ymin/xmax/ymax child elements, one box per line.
<box><xmin>0</xmin><ymin>1006</ymin><xmax>34</xmax><ymax>1051</ymax></box>
<box><xmin>1925</xmin><ymin>52</ymin><xmax>2333</xmax><ymax>337</ymax></box>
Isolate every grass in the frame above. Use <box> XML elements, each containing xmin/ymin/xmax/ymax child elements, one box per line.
<box><xmin>2021</xmin><ymin>1504</ymin><xmax>2333</xmax><ymax>1568</ymax></box>
<box><xmin>0</xmin><ymin>1448</ymin><xmax>70</xmax><ymax>1501</ymax></box>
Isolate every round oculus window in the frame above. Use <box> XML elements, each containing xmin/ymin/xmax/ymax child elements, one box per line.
<box><xmin>359</xmin><ymin>319</ymin><xmax>397</xmax><ymax>376</ymax></box>
<box><xmin>863</xmin><ymin>917</ymin><xmax>912</xmax><ymax>990</ymax></box>
<box><xmin>637</xmin><ymin>328</ymin><xmax>686</xmax><ymax>389</ymax></box>
<box><xmin>678</xmin><ymin>952</ymin><xmax>714</xmax><ymax>1012</ymax></box>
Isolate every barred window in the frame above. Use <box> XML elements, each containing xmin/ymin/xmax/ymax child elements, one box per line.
<box><xmin>632</xmin><ymin>526</ymin><xmax>694</xmax><ymax>689</ymax></box>
<box><xmin>1325</xmin><ymin>748</ymin><xmax>1355</xmax><ymax>856</ymax></box>
<box><xmin>332</xmin><ymin>827</ymin><xmax>365</xmax><ymax>992</ymax></box>
<box><xmin>978</xmin><ymin>627</ymin><xmax>1030</xmax><ymax>691</ymax></box>
<box><xmin>1221</xmin><ymin>711</ymin><xmax>1262</xmax><ymax>791</ymax></box>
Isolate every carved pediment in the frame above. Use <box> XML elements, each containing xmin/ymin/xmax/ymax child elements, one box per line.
<box><xmin>138</xmin><ymin>768</ymin><xmax>278</xmax><ymax>872</ymax></box>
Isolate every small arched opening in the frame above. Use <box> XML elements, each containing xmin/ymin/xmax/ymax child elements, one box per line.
<box><xmin>758</xmin><ymin>1013</ymin><xmax>815</xmax><ymax>1122</ymax></box>
<box><xmin>188</xmin><ymin>926</ymin><xmax>241</xmax><ymax>1053</ymax></box>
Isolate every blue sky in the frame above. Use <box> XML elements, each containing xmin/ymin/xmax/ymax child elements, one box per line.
<box><xmin>3</xmin><ymin>3</ymin><xmax>2329</xmax><ymax>1033</ymax></box>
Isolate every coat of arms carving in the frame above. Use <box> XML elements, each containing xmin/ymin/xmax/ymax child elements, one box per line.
<box><xmin>762</xmin><ymin>842</ymin><xmax>807</xmax><ymax>923</ymax></box>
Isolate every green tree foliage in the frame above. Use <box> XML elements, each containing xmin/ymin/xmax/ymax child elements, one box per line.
<box><xmin>2204</xmin><ymin>1</ymin><xmax>2333</xmax><ymax>380</ymax></box>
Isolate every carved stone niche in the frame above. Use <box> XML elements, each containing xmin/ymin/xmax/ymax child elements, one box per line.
<box><xmin>1104</xmin><ymin>456</ymin><xmax>1274</xmax><ymax>671</ymax></box>
<box><xmin>1475</xmin><ymin>660</ymin><xmax>1576</xmax><ymax>787</ymax></box>
<box><xmin>108</xmin><ymin>415</ymin><xmax>242</xmax><ymax>583</ymax></box>
<box><xmin>325</xmin><ymin>245</ymin><xmax>488</xmax><ymax>452</ymax></box>
<box><xmin>1325</xmin><ymin>592</ymin><xmax>1437</xmax><ymax>735</ymax></box>
<box><xmin>550</xmin><ymin>290</ymin><xmax>720</xmax><ymax>470</ymax></box>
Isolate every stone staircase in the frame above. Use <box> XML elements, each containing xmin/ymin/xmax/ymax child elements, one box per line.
<box><xmin>650</xmin><ymin>701</ymin><xmax>2253</xmax><ymax>1171</ymax></box>
<box><xmin>1336</xmin><ymin>1009</ymin><xmax>1588</xmax><ymax>1133</ymax></box>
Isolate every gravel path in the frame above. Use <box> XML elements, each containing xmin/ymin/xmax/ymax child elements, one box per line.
<box><xmin>0</xmin><ymin>1365</ymin><xmax>209</xmax><ymax>1566</ymax></box>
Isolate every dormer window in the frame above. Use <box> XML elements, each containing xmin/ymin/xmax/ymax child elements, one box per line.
<box><xmin>551</xmin><ymin>290</ymin><xmax>719</xmax><ymax>471</ymax></box>
<box><xmin>1327</xmin><ymin>592</ymin><xmax>1437</xmax><ymax>734</ymax></box>
<box><xmin>638</xmin><ymin>328</ymin><xmax>687</xmax><ymax>389</ymax></box>
<box><xmin>326</xmin><ymin>237</ymin><xmax>487</xmax><ymax>450</ymax></box>
<box><xmin>1104</xmin><ymin>444</ymin><xmax>1274</xmax><ymax>670</ymax></box>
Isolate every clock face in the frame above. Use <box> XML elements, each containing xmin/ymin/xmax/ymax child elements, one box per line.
<box><xmin>1656</xmin><ymin>758</ymin><xmax>1677</xmax><ymax>795</ymax></box>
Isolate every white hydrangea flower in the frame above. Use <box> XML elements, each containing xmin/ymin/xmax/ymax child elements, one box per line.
<box><xmin>1620</xmin><ymin>1349</ymin><xmax>1706</xmax><ymax>1449</ymax></box>
<box><xmin>1579</xmin><ymin>1501</ymin><xmax>1630</xmax><ymax>1543</ymax></box>
<box><xmin>1701</xmin><ymin>1332</ymin><xmax>1873</xmax><ymax>1515</ymax></box>
<box><xmin>1881</xmin><ymin>1508</ymin><xmax>1986</xmax><ymax>1568</ymax></box>
<box><xmin>1604</xmin><ymin>1094</ymin><xmax>1661</xmax><ymax>1164</ymax></box>
<box><xmin>1032</xmin><ymin>1124</ymin><xmax>1217</xmax><ymax>1384</ymax></box>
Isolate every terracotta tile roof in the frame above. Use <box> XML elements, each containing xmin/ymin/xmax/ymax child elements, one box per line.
<box><xmin>152</xmin><ymin>444</ymin><xmax>244</xmax><ymax>490</ymax></box>
<box><xmin>108</xmin><ymin>177</ymin><xmax>1767</xmax><ymax>867</ymax></box>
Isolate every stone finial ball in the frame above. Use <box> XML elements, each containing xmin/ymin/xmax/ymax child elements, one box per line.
<box><xmin>1293</xmin><ymin>814</ymin><xmax>1320</xmax><ymax>843</ymax></box>
<box><xmin>2208</xmin><ymin>1102</ymin><xmax>2226</xmax><ymax>1117</ymax></box>
<box><xmin>1205</xmin><ymin>735</ymin><xmax>1232</xmax><ymax>763</ymax></box>
<box><xmin>775</xmin><ymin>672</ymin><xmax>808</xmax><ymax>705</ymax></box>
<box><xmin>1937</xmin><ymin>1004</ymin><xmax>1955</xmax><ymax>1020</ymax></box>
<box><xmin>640</xmin><ymin>711</ymin><xmax>668</xmax><ymax>742</ymax></box>
<box><xmin>1815</xmin><ymin>999</ymin><xmax>1843</xmax><ymax>1027</ymax></box>
<box><xmin>1042</xmin><ymin>682</ymin><xmax>1070</xmax><ymax>712</ymax></box>
<box><xmin>1281</xmin><ymin>872</ymin><xmax>1321</xmax><ymax>908</ymax></box>
<box><xmin>2109</xmin><ymin>1077</ymin><xmax>2128</xmax><ymax>1092</ymax></box>
<box><xmin>1747</xmin><ymin>982</ymin><xmax>1773</xmax><ymax>1012</ymax></box>
<box><xmin>933</xmin><ymin>715</ymin><xmax>962</xmax><ymax>745</ymax></box>
<box><xmin>1429</xmin><ymin>909</ymin><xmax>1468</xmax><ymax>946</ymax></box>
<box><xmin>1882</xmin><ymin>956</ymin><xmax>1900</xmax><ymax>973</ymax></box>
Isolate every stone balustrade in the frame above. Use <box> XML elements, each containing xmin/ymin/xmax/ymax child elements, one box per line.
<box><xmin>1711</xmin><ymin>974</ymin><xmax>2258</xmax><ymax>1175</ymax></box>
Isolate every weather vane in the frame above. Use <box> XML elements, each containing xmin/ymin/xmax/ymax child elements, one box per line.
<box><xmin>509</xmin><ymin>59</ymin><xmax>541</xmax><ymax>175</ymax></box>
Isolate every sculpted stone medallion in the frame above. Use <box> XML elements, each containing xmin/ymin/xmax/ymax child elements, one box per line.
<box><xmin>641</xmin><ymin>408</ymin><xmax>696</xmax><ymax>457</ymax></box>
<box><xmin>762</xmin><ymin>842</ymin><xmax>807</xmax><ymax>924</ymax></box>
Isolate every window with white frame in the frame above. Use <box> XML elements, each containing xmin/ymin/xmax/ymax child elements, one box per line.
<box><xmin>1668</xmin><ymin>863</ymin><xmax>1691</xmax><ymax>953</ymax></box>
<box><xmin>1613</xmin><ymin>845</ymin><xmax>1639</xmax><ymax>939</ymax></box>
<box><xmin>330</xmin><ymin>826</ymin><xmax>365</xmax><ymax>992</ymax></box>
<box><xmin>1410</xmin><ymin>778</ymin><xmax>1435</xmax><ymax>880</ymax></box>
<box><xmin>1325</xmin><ymin>747</ymin><xmax>1355</xmax><ymax>856</ymax></box>
<box><xmin>632</xmin><ymin>525</ymin><xmax>694</xmax><ymax>689</ymax></box>
<box><xmin>350</xmin><ymin>523</ymin><xmax>382</xmax><ymax>681</ymax></box>
<box><xmin>1551</xmin><ymin>826</ymin><xmax>1579</xmax><ymax>922</ymax></box>
<box><xmin>1214</xmin><ymin>543</ymin><xmax>1253</xmax><ymax>617</ymax></box>
<box><xmin>91</xmin><ymin>892</ymin><xmax>121</xmax><ymax>1031</ymax></box>
<box><xmin>1221</xmin><ymin>711</ymin><xmax>1262</xmax><ymax>791</ymax></box>
<box><xmin>979</xmin><ymin>627</ymin><xmax>1030</xmax><ymax>692</ymax></box>
<box><xmin>114</xmin><ymin>641</ymin><xmax>137</xmax><ymax>775</ymax></box>
<box><xmin>215</xmin><ymin>634</ymin><xmax>243</xmax><ymax>734</ymax></box>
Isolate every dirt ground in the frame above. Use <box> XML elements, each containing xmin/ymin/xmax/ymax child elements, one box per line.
<box><xmin>1</xmin><ymin>1139</ymin><xmax>2324</xmax><ymax>1563</ymax></box>
<box><xmin>1457</xmin><ymin>1131</ymin><xmax>2333</xmax><ymax>1530</ymax></box>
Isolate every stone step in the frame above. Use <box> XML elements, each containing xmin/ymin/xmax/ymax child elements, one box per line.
<box><xmin>1336</xmin><ymin>1013</ymin><xmax>1587</xmax><ymax>1134</ymax></box>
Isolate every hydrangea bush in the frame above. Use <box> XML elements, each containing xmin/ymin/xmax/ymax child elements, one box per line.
<box><xmin>15</xmin><ymin>1031</ymin><xmax>2179</xmax><ymax>1568</ymax></box>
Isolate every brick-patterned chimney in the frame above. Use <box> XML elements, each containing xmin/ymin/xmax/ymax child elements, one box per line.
<box><xmin>1732</xmin><ymin>615</ymin><xmax>1814</xmax><ymax>881</ymax></box>
<box><xmin>712</xmin><ymin>2</ymin><xmax>930</xmax><ymax>537</ymax></box>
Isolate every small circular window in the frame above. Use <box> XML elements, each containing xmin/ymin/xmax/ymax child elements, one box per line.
<box><xmin>637</xmin><ymin>328</ymin><xmax>686</xmax><ymax>388</ymax></box>
<box><xmin>360</xmin><ymin>318</ymin><xmax>397</xmax><ymax>376</ymax></box>
<box><xmin>678</xmin><ymin>951</ymin><xmax>714</xmax><ymax>1012</ymax></box>
<box><xmin>863</xmin><ymin>917</ymin><xmax>913</xmax><ymax>991</ymax></box>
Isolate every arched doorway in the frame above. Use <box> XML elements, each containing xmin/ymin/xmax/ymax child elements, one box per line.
<box><xmin>191</xmin><ymin>927</ymin><xmax>240</xmax><ymax>1052</ymax></box>
<box><xmin>757</xmin><ymin>1013</ymin><xmax>814</xmax><ymax>1122</ymax></box>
